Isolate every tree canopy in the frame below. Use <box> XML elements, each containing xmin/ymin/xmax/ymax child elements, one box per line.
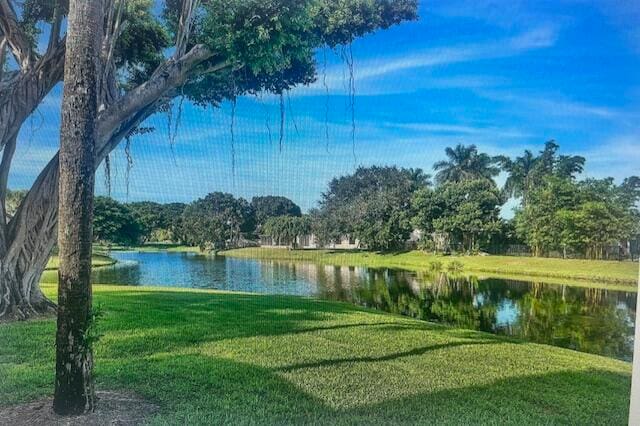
<box><xmin>412</xmin><ymin>179</ymin><xmax>502</xmax><ymax>252</ymax></box>
<box><xmin>126</xmin><ymin>201</ymin><xmax>188</xmax><ymax>242</ymax></box>
<box><xmin>251</xmin><ymin>196</ymin><xmax>301</xmax><ymax>229</ymax></box>
<box><xmin>315</xmin><ymin>166</ymin><xmax>429</xmax><ymax>250</ymax></box>
<box><xmin>498</xmin><ymin>140</ymin><xmax>585</xmax><ymax>205</ymax></box>
<box><xmin>515</xmin><ymin>176</ymin><xmax>640</xmax><ymax>258</ymax></box>
<box><xmin>93</xmin><ymin>196</ymin><xmax>142</xmax><ymax>245</ymax></box>
<box><xmin>262</xmin><ymin>215</ymin><xmax>311</xmax><ymax>248</ymax></box>
<box><xmin>433</xmin><ymin>144</ymin><xmax>500</xmax><ymax>185</ymax></box>
<box><xmin>181</xmin><ymin>192</ymin><xmax>253</xmax><ymax>249</ymax></box>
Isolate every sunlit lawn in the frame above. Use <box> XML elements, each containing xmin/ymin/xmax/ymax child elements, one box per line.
<box><xmin>0</xmin><ymin>284</ymin><xmax>631</xmax><ymax>425</ymax></box>
<box><xmin>223</xmin><ymin>247</ymin><xmax>639</xmax><ymax>286</ymax></box>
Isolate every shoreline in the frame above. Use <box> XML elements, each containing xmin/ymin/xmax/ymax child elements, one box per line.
<box><xmin>220</xmin><ymin>247</ymin><xmax>639</xmax><ymax>288</ymax></box>
<box><xmin>44</xmin><ymin>253</ymin><xmax>117</xmax><ymax>271</ymax></box>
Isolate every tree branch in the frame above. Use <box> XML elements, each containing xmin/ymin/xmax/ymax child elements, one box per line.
<box><xmin>0</xmin><ymin>132</ymin><xmax>15</xmax><ymax>252</ymax></box>
<box><xmin>0</xmin><ymin>0</ymin><xmax>34</xmax><ymax>69</ymax></box>
<box><xmin>203</xmin><ymin>60</ymin><xmax>234</xmax><ymax>75</ymax></box>
<box><xmin>0</xmin><ymin>37</ymin><xmax>65</xmax><ymax>151</ymax></box>
<box><xmin>0</xmin><ymin>35</ymin><xmax>6</xmax><ymax>81</ymax></box>
<box><xmin>0</xmin><ymin>132</ymin><xmax>15</xmax><ymax>206</ymax></box>
<box><xmin>45</xmin><ymin>0</ymin><xmax>63</xmax><ymax>56</ymax></box>
<box><xmin>7</xmin><ymin>44</ymin><xmax>218</xmax><ymax>250</ymax></box>
<box><xmin>174</xmin><ymin>0</ymin><xmax>200</xmax><ymax>59</ymax></box>
<box><xmin>99</xmin><ymin>0</ymin><xmax>126</xmax><ymax>110</ymax></box>
<box><xmin>97</xmin><ymin>44</ymin><xmax>215</xmax><ymax>141</ymax></box>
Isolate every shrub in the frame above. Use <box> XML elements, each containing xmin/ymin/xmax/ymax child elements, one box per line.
<box><xmin>417</xmin><ymin>236</ymin><xmax>435</xmax><ymax>252</ymax></box>
<box><xmin>428</xmin><ymin>260</ymin><xmax>443</xmax><ymax>272</ymax></box>
<box><xmin>447</xmin><ymin>260</ymin><xmax>464</xmax><ymax>273</ymax></box>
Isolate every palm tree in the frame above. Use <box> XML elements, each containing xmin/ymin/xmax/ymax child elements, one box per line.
<box><xmin>555</xmin><ymin>154</ymin><xmax>585</xmax><ymax>179</ymax></box>
<box><xmin>499</xmin><ymin>141</ymin><xmax>585</xmax><ymax>206</ymax></box>
<box><xmin>433</xmin><ymin>144</ymin><xmax>500</xmax><ymax>185</ymax></box>
<box><xmin>498</xmin><ymin>150</ymin><xmax>537</xmax><ymax>205</ymax></box>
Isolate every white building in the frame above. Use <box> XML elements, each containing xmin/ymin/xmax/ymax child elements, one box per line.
<box><xmin>259</xmin><ymin>234</ymin><xmax>359</xmax><ymax>250</ymax></box>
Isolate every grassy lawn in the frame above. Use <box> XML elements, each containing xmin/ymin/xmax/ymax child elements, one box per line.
<box><xmin>45</xmin><ymin>253</ymin><xmax>116</xmax><ymax>270</ymax></box>
<box><xmin>0</xmin><ymin>284</ymin><xmax>631</xmax><ymax>425</ymax></box>
<box><xmin>222</xmin><ymin>247</ymin><xmax>639</xmax><ymax>286</ymax></box>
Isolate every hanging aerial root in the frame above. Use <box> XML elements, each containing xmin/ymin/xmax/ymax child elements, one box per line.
<box><xmin>104</xmin><ymin>154</ymin><xmax>111</xmax><ymax>196</ymax></box>
<box><xmin>124</xmin><ymin>137</ymin><xmax>133</xmax><ymax>198</ymax></box>
<box><xmin>279</xmin><ymin>93</ymin><xmax>285</xmax><ymax>152</ymax></box>
<box><xmin>323</xmin><ymin>48</ymin><xmax>330</xmax><ymax>152</ymax></box>
<box><xmin>230</xmin><ymin>97</ymin><xmax>236</xmax><ymax>177</ymax></box>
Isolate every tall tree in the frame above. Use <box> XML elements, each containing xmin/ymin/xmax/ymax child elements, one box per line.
<box><xmin>181</xmin><ymin>192</ymin><xmax>254</xmax><ymax>250</ymax></box>
<box><xmin>262</xmin><ymin>215</ymin><xmax>311</xmax><ymax>249</ymax></box>
<box><xmin>0</xmin><ymin>0</ymin><xmax>418</xmax><ymax>319</ymax></box>
<box><xmin>94</xmin><ymin>197</ymin><xmax>142</xmax><ymax>245</ymax></box>
<box><xmin>251</xmin><ymin>196</ymin><xmax>301</xmax><ymax>230</ymax></box>
<box><xmin>499</xmin><ymin>140</ymin><xmax>585</xmax><ymax>206</ymax></box>
<box><xmin>433</xmin><ymin>144</ymin><xmax>499</xmax><ymax>185</ymax></box>
<box><xmin>499</xmin><ymin>149</ymin><xmax>537</xmax><ymax>205</ymax></box>
<box><xmin>53</xmin><ymin>0</ymin><xmax>102</xmax><ymax>414</ymax></box>
<box><xmin>514</xmin><ymin>177</ymin><xmax>579</xmax><ymax>257</ymax></box>
<box><xmin>412</xmin><ymin>179</ymin><xmax>502</xmax><ymax>252</ymax></box>
<box><xmin>316</xmin><ymin>166</ymin><xmax>429</xmax><ymax>250</ymax></box>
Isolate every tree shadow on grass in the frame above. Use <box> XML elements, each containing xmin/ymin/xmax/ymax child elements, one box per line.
<box><xmin>276</xmin><ymin>339</ymin><xmax>500</xmax><ymax>372</ymax></box>
<box><xmin>339</xmin><ymin>368</ymin><xmax>631</xmax><ymax>425</ymax></box>
<box><xmin>1</xmin><ymin>289</ymin><xmax>631</xmax><ymax>424</ymax></box>
<box><xmin>97</xmin><ymin>352</ymin><xmax>630</xmax><ymax>425</ymax></box>
<box><xmin>93</xmin><ymin>290</ymin><xmax>432</xmax><ymax>357</ymax></box>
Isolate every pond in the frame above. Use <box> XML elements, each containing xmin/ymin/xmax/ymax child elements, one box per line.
<box><xmin>52</xmin><ymin>250</ymin><xmax>638</xmax><ymax>361</ymax></box>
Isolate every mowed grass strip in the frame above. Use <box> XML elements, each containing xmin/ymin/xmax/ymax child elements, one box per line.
<box><xmin>45</xmin><ymin>254</ymin><xmax>116</xmax><ymax>270</ymax></box>
<box><xmin>222</xmin><ymin>247</ymin><xmax>640</xmax><ymax>286</ymax></box>
<box><xmin>0</xmin><ymin>284</ymin><xmax>631</xmax><ymax>425</ymax></box>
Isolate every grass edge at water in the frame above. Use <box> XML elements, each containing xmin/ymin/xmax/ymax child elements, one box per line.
<box><xmin>221</xmin><ymin>247</ymin><xmax>640</xmax><ymax>288</ymax></box>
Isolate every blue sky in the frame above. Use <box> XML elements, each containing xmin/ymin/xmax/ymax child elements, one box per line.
<box><xmin>10</xmin><ymin>0</ymin><xmax>640</xmax><ymax>214</ymax></box>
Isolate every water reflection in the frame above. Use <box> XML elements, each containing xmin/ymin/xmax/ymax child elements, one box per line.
<box><xmin>306</xmin><ymin>265</ymin><xmax>635</xmax><ymax>360</ymax></box>
<box><xmin>54</xmin><ymin>251</ymin><xmax>637</xmax><ymax>360</ymax></box>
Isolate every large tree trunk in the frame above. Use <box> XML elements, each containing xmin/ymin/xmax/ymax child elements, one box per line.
<box><xmin>0</xmin><ymin>36</ymin><xmax>65</xmax><ymax>321</ymax></box>
<box><xmin>53</xmin><ymin>0</ymin><xmax>102</xmax><ymax>414</ymax></box>
<box><xmin>0</xmin><ymin>157</ymin><xmax>59</xmax><ymax>320</ymax></box>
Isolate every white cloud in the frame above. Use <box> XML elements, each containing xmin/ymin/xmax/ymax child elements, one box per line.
<box><xmin>385</xmin><ymin>122</ymin><xmax>533</xmax><ymax>139</ymax></box>
<box><xmin>286</xmin><ymin>26</ymin><xmax>558</xmax><ymax>98</ymax></box>
<box><xmin>580</xmin><ymin>134</ymin><xmax>640</xmax><ymax>181</ymax></box>
<box><xmin>474</xmin><ymin>89</ymin><xmax>623</xmax><ymax>120</ymax></box>
<box><xmin>326</xmin><ymin>26</ymin><xmax>557</xmax><ymax>84</ymax></box>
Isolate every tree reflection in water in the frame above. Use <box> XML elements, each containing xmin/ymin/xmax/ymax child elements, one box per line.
<box><xmin>307</xmin><ymin>265</ymin><xmax>635</xmax><ymax>360</ymax></box>
<box><xmin>90</xmin><ymin>253</ymin><xmax>636</xmax><ymax>361</ymax></box>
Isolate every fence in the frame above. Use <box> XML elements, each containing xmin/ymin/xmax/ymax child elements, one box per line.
<box><xmin>483</xmin><ymin>242</ymin><xmax>640</xmax><ymax>261</ymax></box>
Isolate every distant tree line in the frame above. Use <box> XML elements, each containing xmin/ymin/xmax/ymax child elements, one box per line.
<box><xmin>90</xmin><ymin>141</ymin><xmax>639</xmax><ymax>259</ymax></box>
<box><xmin>92</xmin><ymin>195</ymin><xmax>304</xmax><ymax>250</ymax></box>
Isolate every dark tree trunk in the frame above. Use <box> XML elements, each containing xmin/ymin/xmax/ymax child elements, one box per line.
<box><xmin>53</xmin><ymin>0</ymin><xmax>102</xmax><ymax>415</ymax></box>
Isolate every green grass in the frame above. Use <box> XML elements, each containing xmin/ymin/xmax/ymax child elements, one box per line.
<box><xmin>45</xmin><ymin>253</ymin><xmax>116</xmax><ymax>270</ymax></box>
<box><xmin>0</xmin><ymin>284</ymin><xmax>631</xmax><ymax>424</ymax></box>
<box><xmin>222</xmin><ymin>247</ymin><xmax>640</xmax><ymax>287</ymax></box>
